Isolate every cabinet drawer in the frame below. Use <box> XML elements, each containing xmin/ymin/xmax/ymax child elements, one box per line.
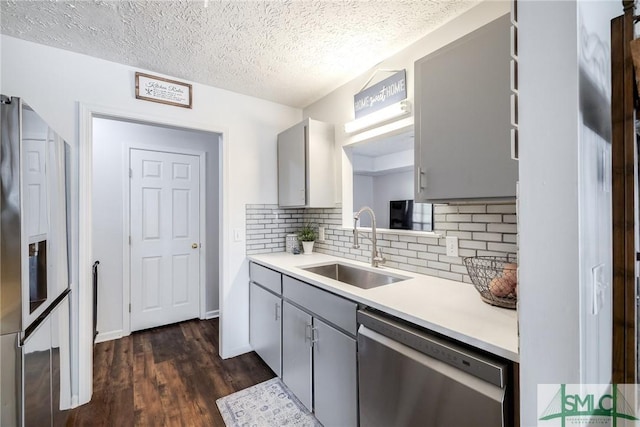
<box><xmin>250</xmin><ymin>262</ymin><xmax>282</xmax><ymax>295</ymax></box>
<box><xmin>283</xmin><ymin>276</ymin><xmax>357</xmax><ymax>335</ymax></box>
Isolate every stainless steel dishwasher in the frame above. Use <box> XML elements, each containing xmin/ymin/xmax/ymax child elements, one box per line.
<box><xmin>357</xmin><ymin>309</ymin><xmax>509</xmax><ymax>427</ymax></box>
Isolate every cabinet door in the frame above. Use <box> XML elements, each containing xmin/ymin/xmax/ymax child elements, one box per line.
<box><xmin>282</xmin><ymin>301</ymin><xmax>313</xmax><ymax>411</ymax></box>
<box><xmin>415</xmin><ymin>15</ymin><xmax>516</xmax><ymax>202</ymax></box>
<box><xmin>249</xmin><ymin>283</ymin><xmax>282</xmax><ymax>376</ymax></box>
<box><xmin>313</xmin><ymin>318</ymin><xmax>358</xmax><ymax>427</ymax></box>
<box><xmin>277</xmin><ymin>122</ymin><xmax>306</xmax><ymax>207</ymax></box>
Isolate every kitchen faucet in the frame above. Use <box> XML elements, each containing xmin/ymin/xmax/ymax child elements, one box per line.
<box><xmin>353</xmin><ymin>206</ymin><xmax>386</xmax><ymax>267</ymax></box>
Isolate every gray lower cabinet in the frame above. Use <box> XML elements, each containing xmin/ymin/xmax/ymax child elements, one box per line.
<box><xmin>313</xmin><ymin>318</ymin><xmax>358</xmax><ymax>427</ymax></box>
<box><xmin>282</xmin><ymin>301</ymin><xmax>313</xmax><ymax>411</ymax></box>
<box><xmin>281</xmin><ymin>275</ymin><xmax>358</xmax><ymax>427</ymax></box>
<box><xmin>249</xmin><ymin>282</ymin><xmax>282</xmax><ymax>377</ymax></box>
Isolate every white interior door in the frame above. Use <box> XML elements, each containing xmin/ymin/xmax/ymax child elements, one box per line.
<box><xmin>130</xmin><ymin>148</ymin><xmax>200</xmax><ymax>331</ymax></box>
<box><xmin>23</xmin><ymin>138</ymin><xmax>48</xmax><ymax>241</ymax></box>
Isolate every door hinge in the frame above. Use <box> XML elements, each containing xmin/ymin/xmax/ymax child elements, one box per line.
<box><xmin>129</xmin><ymin>236</ymin><xmax>132</xmax><ymax>245</ymax></box>
<box><xmin>129</xmin><ymin>168</ymin><xmax>132</xmax><ymax>178</ymax></box>
<box><xmin>129</xmin><ymin>303</ymin><xmax>131</xmax><ymax>313</ymax></box>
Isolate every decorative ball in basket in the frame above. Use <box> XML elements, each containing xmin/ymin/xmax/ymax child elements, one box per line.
<box><xmin>463</xmin><ymin>255</ymin><xmax>517</xmax><ymax>309</ymax></box>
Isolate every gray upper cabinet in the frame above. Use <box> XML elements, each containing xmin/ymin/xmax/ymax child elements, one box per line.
<box><xmin>414</xmin><ymin>14</ymin><xmax>517</xmax><ymax>202</ymax></box>
<box><xmin>277</xmin><ymin>118</ymin><xmax>336</xmax><ymax>208</ymax></box>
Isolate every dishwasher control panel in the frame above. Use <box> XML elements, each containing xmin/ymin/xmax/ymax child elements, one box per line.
<box><xmin>357</xmin><ymin>308</ymin><xmax>508</xmax><ymax>388</ymax></box>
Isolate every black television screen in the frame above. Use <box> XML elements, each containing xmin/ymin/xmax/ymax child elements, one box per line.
<box><xmin>389</xmin><ymin>200</ymin><xmax>433</xmax><ymax>231</ymax></box>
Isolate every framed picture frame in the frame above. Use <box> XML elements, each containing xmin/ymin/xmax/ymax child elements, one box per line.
<box><xmin>135</xmin><ymin>72</ymin><xmax>192</xmax><ymax>109</ymax></box>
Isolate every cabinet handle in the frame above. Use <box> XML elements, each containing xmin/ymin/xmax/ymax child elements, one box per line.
<box><xmin>274</xmin><ymin>303</ymin><xmax>280</xmax><ymax>321</ymax></box>
<box><xmin>417</xmin><ymin>167</ymin><xmax>426</xmax><ymax>191</ymax></box>
<box><xmin>311</xmin><ymin>327</ymin><xmax>319</xmax><ymax>345</ymax></box>
<box><xmin>305</xmin><ymin>323</ymin><xmax>313</xmax><ymax>345</ymax></box>
<box><xmin>510</xmin><ymin>128</ymin><xmax>519</xmax><ymax>161</ymax></box>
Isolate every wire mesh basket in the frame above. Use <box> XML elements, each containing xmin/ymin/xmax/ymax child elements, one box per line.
<box><xmin>463</xmin><ymin>255</ymin><xmax>518</xmax><ymax>309</ymax></box>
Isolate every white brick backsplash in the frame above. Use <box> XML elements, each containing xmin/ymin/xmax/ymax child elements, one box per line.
<box><xmin>438</xmin><ymin>255</ymin><xmax>463</xmax><ymax>265</ymax></box>
<box><xmin>458</xmin><ymin>248</ymin><xmax>478</xmax><ymax>257</ymax></box>
<box><xmin>443</xmin><ymin>230</ymin><xmax>472</xmax><ymax>240</ymax></box>
<box><xmin>246</xmin><ymin>202</ymin><xmax>517</xmax><ymax>282</ymax></box>
<box><xmin>381</xmin><ymin>234</ymin><xmax>400</xmax><ymax>241</ymax></box>
<box><xmin>408</xmin><ymin>258</ymin><xmax>428</xmax><ymax>267</ymax></box>
<box><xmin>446</xmin><ymin>214</ymin><xmax>472</xmax><ymax>222</ymax></box>
<box><xmin>457</xmin><ymin>205</ymin><xmax>487</xmax><ymax>214</ymax></box>
<box><xmin>471</xmin><ymin>214</ymin><xmax>503</xmax><ymax>223</ymax></box>
<box><xmin>487</xmin><ymin>242</ymin><xmax>517</xmax><ymax>254</ymax></box>
<box><xmin>477</xmin><ymin>250</ymin><xmax>509</xmax><ymax>257</ymax></box>
<box><xmin>503</xmin><ymin>234</ymin><xmax>517</xmax><ymax>243</ymax></box>
<box><xmin>434</xmin><ymin>205</ymin><xmax>458</xmax><ymax>214</ymax></box>
<box><xmin>427</xmin><ymin>245</ymin><xmax>446</xmax><ymax>254</ymax></box>
<box><xmin>417</xmin><ymin>252</ymin><xmax>439</xmax><ymax>261</ymax></box>
<box><xmin>399</xmin><ymin>249</ymin><xmax>418</xmax><ymax>258</ymax></box>
<box><xmin>408</xmin><ymin>243</ymin><xmax>428</xmax><ymax>252</ymax></box>
<box><xmin>434</xmin><ymin>222</ymin><xmax>459</xmax><ymax>231</ymax></box>
<box><xmin>503</xmin><ymin>214</ymin><xmax>517</xmax><ymax>223</ymax></box>
<box><xmin>451</xmin><ymin>264</ymin><xmax>470</xmax><ymax>274</ymax></box>
<box><xmin>438</xmin><ymin>271</ymin><xmax>464</xmax><ymax>281</ymax></box>
<box><xmin>459</xmin><ymin>223</ymin><xmax>486</xmax><ymax>232</ymax></box>
<box><xmin>427</xmin><ymin>260</ymin><xmax>450</xmax><ymax>271</ymax></box>
<box><xmin>472</xmin><ymin>232</ymin><xmax>502</xmax><ymax>242</ymax></box>
<box><xmin>417</xmin><ymin>236</ymin><xmax>440</xmax><ymax>245</ymax></box>
<box><xmin>459</xmin><ymin>240</ymin><xmax>487</xmax><ymax>250</ymax></box>
<box><xmin>487</xmin><ymin>223</ymin><xmax>517</xmax><ymax>233</ymax></box>
<box><xmin>487</xmin><ymin>204</ymin><xmax>517</xmax><ymax>214</ymax></box>
<box><xmin>391</xmin><ymin>241</ymin><xmax>408</xmax><ymax>250</ymax></box>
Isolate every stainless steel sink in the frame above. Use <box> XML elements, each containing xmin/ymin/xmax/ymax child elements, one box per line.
<box><xmin>301</xmin><ymin>262</ymin><xmax>408</xmax><ymax>289</ymax></box>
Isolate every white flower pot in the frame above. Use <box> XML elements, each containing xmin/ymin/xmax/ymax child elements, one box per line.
<box><xmin>302</xmin><ymin>241</ymin><xmax>315</xmax><ymax>255</ymax></box>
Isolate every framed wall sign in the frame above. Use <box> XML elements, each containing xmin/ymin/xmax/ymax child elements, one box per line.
<box><xmin>354</xmin><ymin>70</ymin><xmax>407</xmax><ymax>119</ymax></box>
<box><xmin>135</xmin><ymin>72</ymin><xmax>192</xmax><ymax>108</ymax></box>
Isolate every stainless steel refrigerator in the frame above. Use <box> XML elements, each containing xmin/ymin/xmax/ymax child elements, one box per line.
<box><xmin>0</xmin><ymin>95</ymin><xmax>72</xmax><ymax>426</ymax></box>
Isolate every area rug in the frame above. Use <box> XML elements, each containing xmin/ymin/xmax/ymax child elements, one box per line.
<box><xmin>216</xmin><ymin>378</ymin><xmax>322</xmax><ymax>427</ymax></box>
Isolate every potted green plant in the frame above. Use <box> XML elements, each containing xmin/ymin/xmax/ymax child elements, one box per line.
<box><xmin>297</xmin><ymin>223</ymin><xmax>318</xmax><ymax>255</ymax></box>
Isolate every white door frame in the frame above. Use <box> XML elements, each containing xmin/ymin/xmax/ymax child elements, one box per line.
<box><xmin>78</xmin><ymin>103</ymin><xmax>229</xmax><ymax>406</ymax></box>
<box><xmin>123</xmin><ymin>144</ymin><xmax>206</xmax><ymax>336</ymax></box>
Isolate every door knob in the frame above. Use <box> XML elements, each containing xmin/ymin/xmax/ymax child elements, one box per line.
<box><xmin>192</xmin><ymin>243</ymin><xmax>199</xmax><ymax>249</ymax></box>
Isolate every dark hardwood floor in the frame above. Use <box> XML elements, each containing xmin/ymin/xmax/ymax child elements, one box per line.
<box><xmin>64</xmin><ymin>318</ymin><xmax>275</xmax><ymax>426</ymax></box>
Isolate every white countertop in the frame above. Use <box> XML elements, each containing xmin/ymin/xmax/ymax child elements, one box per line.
<box><xmin>248</xmin><ymin>252</ymin><xmax>519</xmax><ymax>362</ymax></box>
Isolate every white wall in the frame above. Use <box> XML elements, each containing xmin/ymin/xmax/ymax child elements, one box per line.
<box><xmin>353</xmin><ymin>169</ymin><xmax>413</xmax><ymax>229</ymax></box>
<box><xmin>372</xmin><ymin>170</ymin><xmax>414</xmax><ymax>229</ymax></box>
<box><xmin>92</xmin><ymin>118</ymin><xmax>221</xmax><ymax>340</ymax></box>
<box><xmin>0</xmin><ymin>35</ymin><xmax>301</xmax><ymax>404</ymax></box>
<box><xmin>518</xmin><ymin>1</ymin><xmax>619</xmax><ymax>425</ymax></box>
<box><xmin>353</xmin><ymin>174</ymin><xmax>374</xmax><ymax>227</ymax></box>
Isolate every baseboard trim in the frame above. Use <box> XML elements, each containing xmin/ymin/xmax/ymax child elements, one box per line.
<box><xmin>205</xmin><ymin>309</ymin><xmax>220</xmax><ymax>319</ymax></box>
<box><xmin>95</xmin><ymin>329</ymin><xmax>124</xmax><ymax>344</ymax></box>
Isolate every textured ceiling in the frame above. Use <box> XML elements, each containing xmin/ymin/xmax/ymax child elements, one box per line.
<box><xmin>0</xmin><ymin>0</ymin><xmax>478</xmax><ymax>108</ymax></box>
